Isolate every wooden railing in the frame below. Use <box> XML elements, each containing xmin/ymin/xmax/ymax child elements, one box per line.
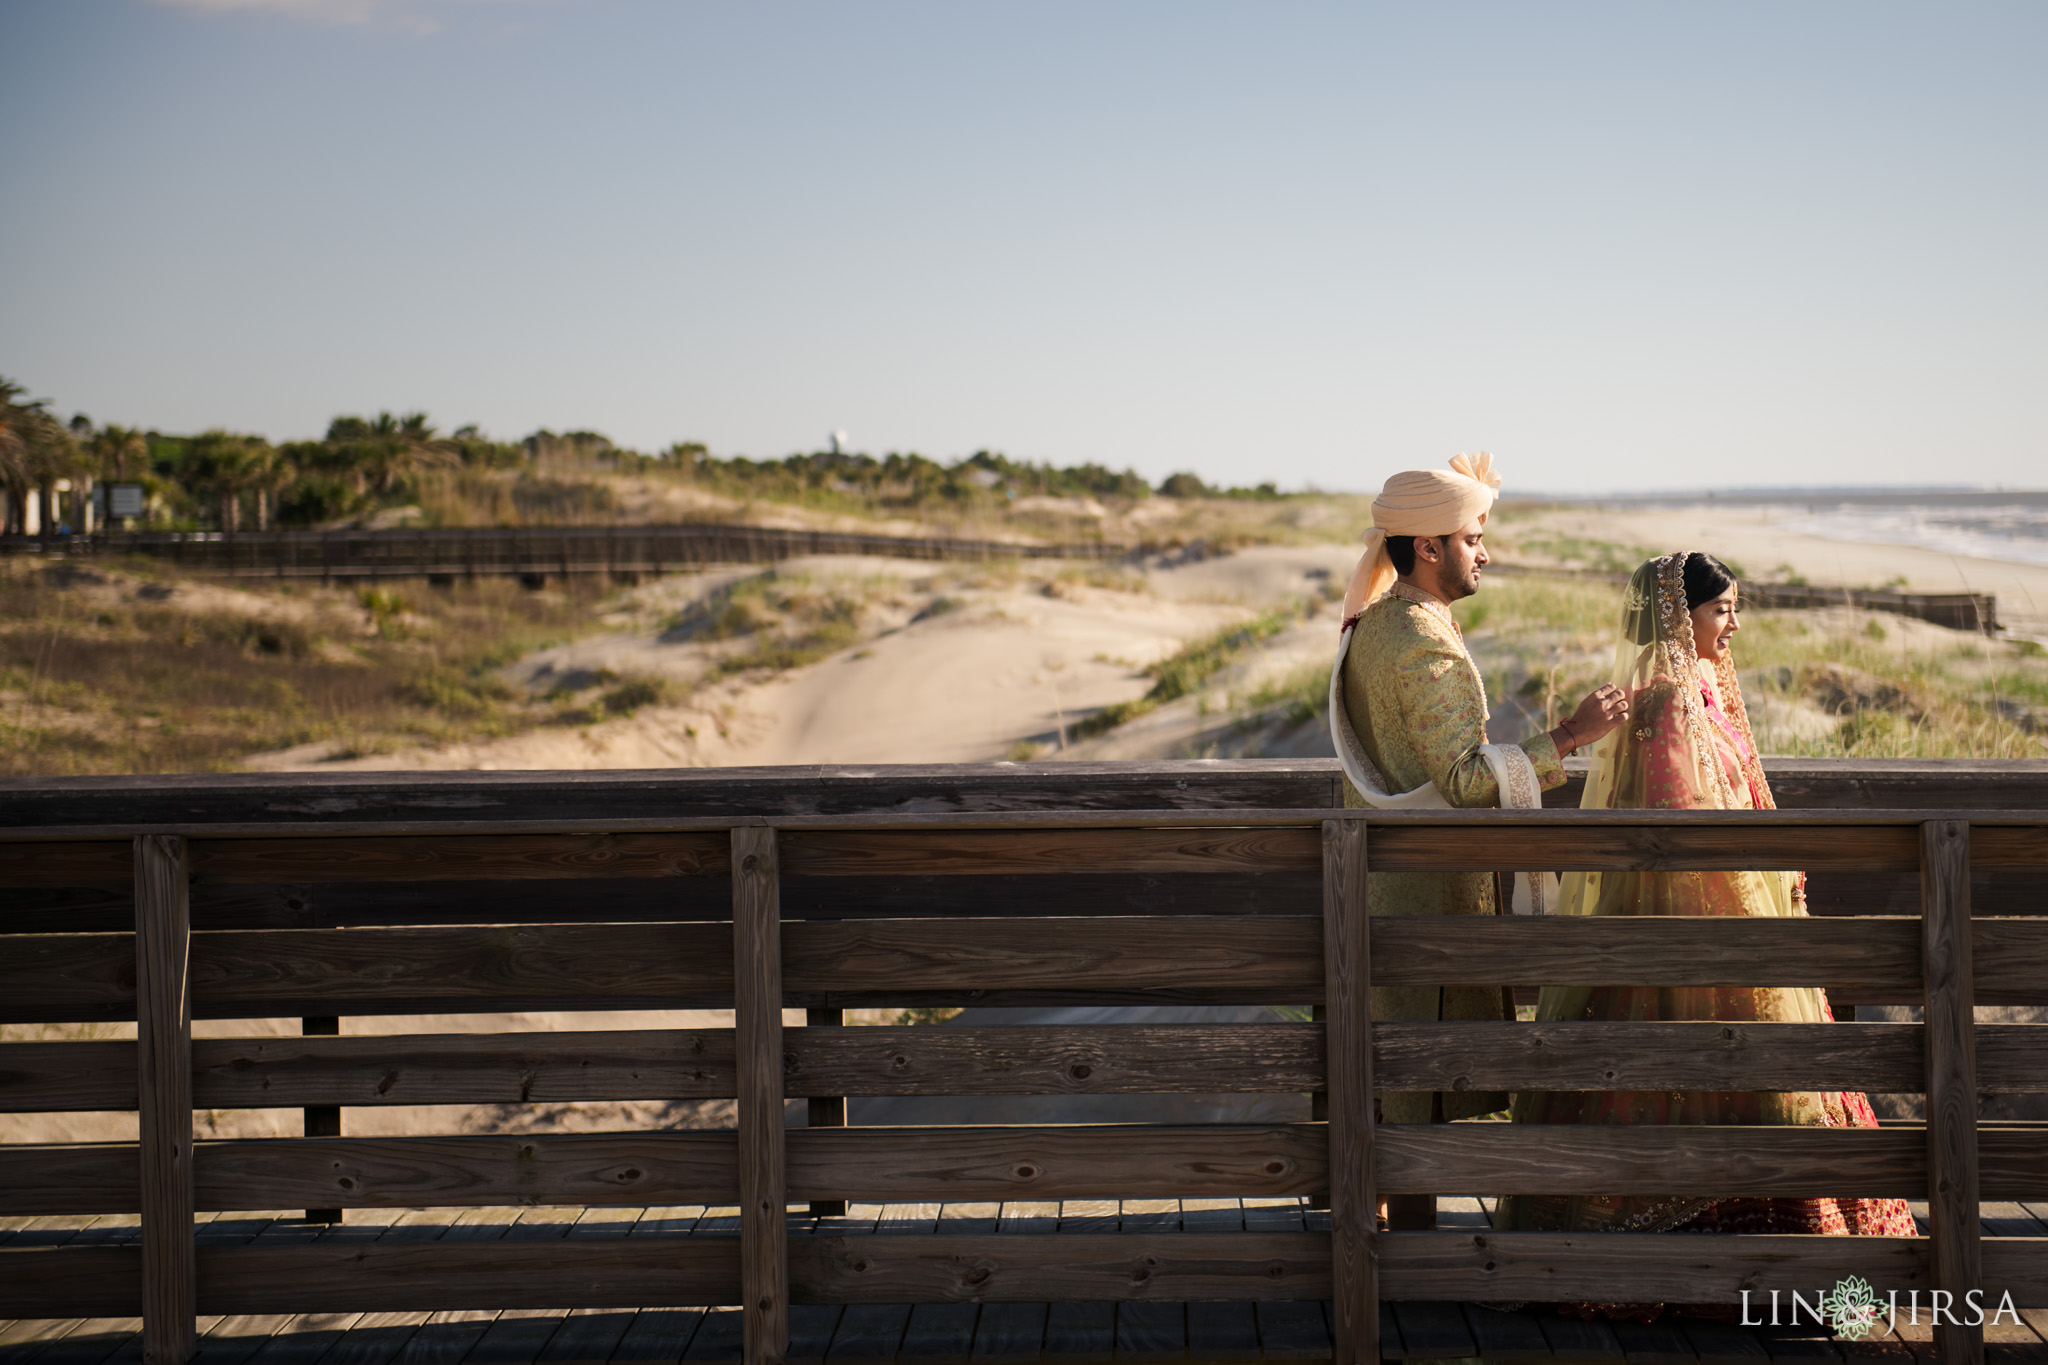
<box><xmin>0</xmin><ymin>523</ymin><xmax>1126</xmax><ymax>581</ymax></box>
<box><xmin>2</xmin><ymin>808</ymin><xmax>2045</xmax><ymax>1365</ymax></box>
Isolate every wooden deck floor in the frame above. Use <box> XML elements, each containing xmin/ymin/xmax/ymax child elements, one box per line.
<box><xmin>7</xmin><ymin>1200</ymin><xmax>2048</xmax><ymax>1365</ymax></box>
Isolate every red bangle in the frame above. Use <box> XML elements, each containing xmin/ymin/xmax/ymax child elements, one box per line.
<box><xmin>1556</xmin><ymin>718</ymin><xmax>1578</xmax><ymax>753</ymax></box>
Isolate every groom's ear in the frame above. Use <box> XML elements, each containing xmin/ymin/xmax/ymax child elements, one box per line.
<box><xmin>1414</xmin><ymin>535</ymin><xmax>1445</xmax><ymax>564</ymax></box>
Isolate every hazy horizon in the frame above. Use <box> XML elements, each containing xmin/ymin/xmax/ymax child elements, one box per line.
<box><xmin>4</xmin><ymin>1</ymin><xmax>2043</xmax><ymax>496</ymax></box>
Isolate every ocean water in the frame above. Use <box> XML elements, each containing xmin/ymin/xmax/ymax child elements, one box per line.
<box><xmin>1768</xmin><ymin>498</ymin><xmax>2048</xmax><ymax>569</ymax></box>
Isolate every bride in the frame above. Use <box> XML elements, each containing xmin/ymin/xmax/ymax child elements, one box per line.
<box><xmin>1495</xmin><ymin>552</ymin><xmax>1913</xmax><ymax>1295</ymax></box>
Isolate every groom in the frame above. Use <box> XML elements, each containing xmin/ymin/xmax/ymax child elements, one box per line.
<box><xmin>1331</xmin><ymin>452</ymin><xmax>1628</xmax><ymax>1229</ymax></box>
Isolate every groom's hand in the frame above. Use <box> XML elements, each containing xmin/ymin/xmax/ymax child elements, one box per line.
<box><xmin>1563</xmin><ymin>684</ymin><xmax>1630</xmax><ymax>749</ymax></box>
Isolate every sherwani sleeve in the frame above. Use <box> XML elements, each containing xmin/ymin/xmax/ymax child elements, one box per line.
<box><xmin>1393</xmin><ymin>633</ymin><xmax>1566</xmax><ymax>808</ymax></box>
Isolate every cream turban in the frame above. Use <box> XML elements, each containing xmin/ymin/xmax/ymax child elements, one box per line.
<box><xmin>1341</xmin><ymin>451</ymin><xmax>1502</xmax><ymax>622</ymax></box>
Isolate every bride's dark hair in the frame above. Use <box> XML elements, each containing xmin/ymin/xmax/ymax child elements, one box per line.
<box><xmin>1682</xmin><ymin>552</ymin><xmax>1736</xmax><ymax>609</ymax></box>
<box><xmin>1625</xmin><ymin>551</ymin><xmax>1738</xmax><ymax>646</ymax></box>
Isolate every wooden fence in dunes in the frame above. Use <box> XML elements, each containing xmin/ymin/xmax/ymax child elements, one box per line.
<box><xmin>2</xmin><ymin>809</ymin><xmax>2045</xmax><ymax>1365</ymax></box>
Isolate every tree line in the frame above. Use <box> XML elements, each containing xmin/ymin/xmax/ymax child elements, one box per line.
<box><xmin>0</xmin><ymin>375</ymin><xmax>1281</xmax><ymax>535</ymax></box>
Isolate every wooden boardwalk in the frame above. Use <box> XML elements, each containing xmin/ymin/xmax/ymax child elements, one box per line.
<box><xmin>8</xmin><ymin>1199</ymin><xmax>2048</xmax><ymax>1365</ymax></box>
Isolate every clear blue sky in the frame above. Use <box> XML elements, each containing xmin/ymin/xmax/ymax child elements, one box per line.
<box><xmin>3</xmin><ymin>0</ymin><xmax>2043</xmax><ymax>494</ymax></box>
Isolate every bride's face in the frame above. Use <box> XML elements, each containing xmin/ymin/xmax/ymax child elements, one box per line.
<box><xmin>1689</xmin><ymin>585</ymin><xmax>1740</xmax><ymax>662</ymax></box>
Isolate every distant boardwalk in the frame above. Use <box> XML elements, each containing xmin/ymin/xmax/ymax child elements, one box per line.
<box><xmin>0</xmin><ymin>524</ymin><xmax>1128</xmax><ymax>583</ymax></box>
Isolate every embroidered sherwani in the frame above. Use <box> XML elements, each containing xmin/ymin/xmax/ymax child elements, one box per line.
<box><xmin>1338</xmin><ymin>583</ymin><xmax>1566</xmax><ymax>1122</ymax></box>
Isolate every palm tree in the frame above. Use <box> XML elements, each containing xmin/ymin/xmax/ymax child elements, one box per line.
<box><xmin>186</xmin><ymin>430</ymin><xmax>279</xmax><ymax>535</ymax></box>
<box><xmin>0</xmin><ymin>378</ymin><xmax>81</xmax><ymax>534</ymax></box>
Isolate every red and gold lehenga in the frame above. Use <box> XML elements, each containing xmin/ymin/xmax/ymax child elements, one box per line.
<box><xmin>1495</xmin><ymin>552</ymin><xmax>1915</xmax><ymax>1319</ymax></box>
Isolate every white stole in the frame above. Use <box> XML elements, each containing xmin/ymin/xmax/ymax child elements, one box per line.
<box><xmin>1327</xmin><ymin>620</ymin><xmax>1559</xmax><ymax>915</ymax></box>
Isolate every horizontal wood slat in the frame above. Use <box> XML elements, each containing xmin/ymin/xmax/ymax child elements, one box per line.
<box><xmin>195</xmin><ymin>1132</ymin><xmax>740</xmax><ymax>1209</ymax></box>
<box><xmin>196</xmin><ymin>1239</ymin><xmax>741</xmax><ymax>1314</ymax></box>
<box><xmin>0</xmin><ymin>840</ymin><xmax>134</xmax><ymax>888</ymax></box>
<box><xmin>783</xmin><ymin>919</ymin><xmax>1323</xmax><ymax>996</ymax></box>
<box><xmin>1973</xmin><ymin>826</ymin><xmax>2048</xmax><ymax>867</ymax></box>
<box><xmin>785</xmin><ymin>1124</ymin><xmax>1327</xmax><ymax>1202</ymax></box>
<box><xmin>1372</xmin><ymin>1020</ymin><xmax>1929</xmax><ymax>1093</ymax></box>
<box><xmin>778</xmin><ymin>827</ymin><xmax>1320</xmax><ymax>876</ymax></box>
<box><xmin>1377</xmin><ymin>1229</ymin><xmax>1937</xmax><ymax>1302</ymax></box>
<box><xmin>14</xmin><ymin>1231</ymin><xmax>2037</xmax><ymax>1319</ymax></box>
<box><xmin>1370</xmin><ymin>916</ymin><xmax>1923</xmax><ymax>989</ymax></box>
<box><xmin>190</xmin><ymin>831</ymin><xmax>730</xmax><ymax>883</ymax></box>
<box><xmin>13</xmin><ymin>1022</ymin><xmax>2042</xmax><ymax>1115</ymax></box>
<box><xmin>0</xmin><ymin>1245</ymin><xmax>141</xmax><ymax>1317</ymax></box>
<box><xmin>1379</xmin><ymin>1124</ymin><xmax>2048</xmax><ymax>1198</ymax></box>
<box><xmin>1363</xmin><ymin>823</ymin><xmax>1922</xmax><ymax>872</ymax></box>
<box><xmin>789</xmin><ymin>1232</ymin><xmax>1333</xmax><ymax>1303</ymax></box>
<box><xmin>1973</xmin><ymin>919</ymin><xmax>2048</xmax><ymax>999</ymax></box>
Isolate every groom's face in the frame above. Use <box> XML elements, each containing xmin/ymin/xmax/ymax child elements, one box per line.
<box><xmin>1418</xmin><ymin>516</ymin><xmax>1489</xmax><ymax>601</ymax></box>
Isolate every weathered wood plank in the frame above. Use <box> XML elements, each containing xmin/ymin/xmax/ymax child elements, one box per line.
<box><xmin>135</xmin><ymin>834</ymin><xmax>195</xmax><ymax>1365</ymax></box>
<box><xmin>1</xmin><ymin>923</ymin><xmax>738</xmax><ymax>1024</ymax></box>
<box><xmin>186</xmin><ymin>1133</ymin><xmax>738</xmax><ymax>1209</ymax></box>
<box><xmin>1375</xmin><ymin>1229</ymin><xmax>1934</xmax><ymax>1302</ymax></box>
<box><xmin>1322</xmin><ymin>819</ymin><xmax>1377</xmax><ymax>1365</ymax></box>
<box><xmin>782</xmin><ymin>917</ymin><xmax>1323</xmax><ymax>996</ymax></box>
<box><xmin>1372</xmin><ymin>1020</ymin><xmax>1928</xmax><ymax>1094</ymax></box>
<box><xmin>0</xmin><ymin>1245</ymin><xmax>142</xmax><ymax>1316</ymax></box>
<box><xmin>785</xmin><ymin>1126</ymin><xmax>1327</xmax><ymax>1203</ymax></box>
<box><xmin>1369</xmin><ymin>915</ymin><xmax>1922</xmax><ymax>989</ymax></box>
<box><xmin>0</xmin><ymin>841</ymin><xmax>135</xmax><ymax>889</ymax></box>
<box><xmin>1375</xmin><ymin>1125</ymin><xmax>1929</xmax><ymax>1197</ymax></box>
<box><xmin>1361</xmin><ymin>822</ymin><xmax>1919</xmax><ymax>871</ymax></box>
<box><xmin>1922</xmin><ymin>820</ymin><xmax>1984</xmax><ymax>1365</ymax></box>
<box><xmin>788</xmin><ymin>1232</ymin><xmax>1331</xmax><ymax>1303</ymax></box>
<box><xmin>778</xmin><ymin>827</ymin><xmax>1320</xmax><ymax>877</ymax></box>
<box><xmin>1972</xmin><ymin>826</ymin><xmax>2048</xmax><ymax>867</ymax></box>
<box><xmin>189</xmin><ymin>833</ymin><xmax>729</xmax><ymax>884</ymax></box>
<box><xmin>805</xmin><ymin>1010</ymin><xmax>848</xmax><ymax>1221</ymax></box>
<box><xmin>732</xmin><ymin>827</ymin><xmax>788</xmax><ymax>1365</ymax></box>
<box><xmin>1973</xmin><ymin>921</ymin><xmax>2048</xmax><ymax>1001</ymax></box>
<box><xmin>0</xmin><ymin>1041</ymin><xmax>139</xmax><ymax>1111</ymax></box>
<box><xmin>190</xmin><ymin>1240</ymin><xmax>740</xmax><ymax>1312</ymax></box>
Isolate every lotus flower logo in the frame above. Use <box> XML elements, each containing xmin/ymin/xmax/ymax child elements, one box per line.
<box><xmin>1819</xmin><ymin>1276</ymin><xmax>1883</xmax><ymax>1340</ymax></box>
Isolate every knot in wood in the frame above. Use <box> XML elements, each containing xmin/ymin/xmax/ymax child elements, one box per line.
<box><xmin>1263</xmin><ymin>1160</ymin><xmax>1286</xmax><ymax>1175</ymax></box>
<box><xmin>1068</xmin><ymin>1063</ymin><xmax>1092</xmax><ymax>1080</ymax></box>
<box><xmin>1014</xmin><ymin>1164</ymin><xmax>1037</xmax><ymax>1180</ymax></box>
<box><xmin>892</xmin><ymin>1055</ymin><xmax>909</xmax><ymax>1070</ymax></box>
<box><xmin>964</xmin><ymin>1265</ymin><xmax>991</xmax><ymax>1285</ymax></box>
<box><xmin>851</xmin><ymin>1259</ymin><xmax>870</xmax><ymax>1273</ymax></box>
<box><xmin>741</xmin><ymin>853</ymin><xmax>759</xmax><ymax>873</ymax></box>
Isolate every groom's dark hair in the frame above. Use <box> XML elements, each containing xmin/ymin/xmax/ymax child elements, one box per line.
<box><xmin>1385</xmin><ymin>534</ymin><xmax>1447</xmax><ymax>576</ymax></box>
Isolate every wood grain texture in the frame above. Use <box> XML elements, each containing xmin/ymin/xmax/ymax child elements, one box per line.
<box><xmin>786</xmin><ymin>1232</ymin><xmax>1331</xmax><ymax>1303</ymax></box>
<box><xmin>1372</xmin><ymin>1020</ymin><xmax>1928</xmax><ymax>1094</ymax></box>
<box><xmin>185</xmin><ymin>1029</ymin><xmax>739</xmax><ymax>1108</ymax></box>
<box><xmin>782</xmin><ymin>917</ymin><xmax>1323</xmax><ymax>995</ymax></box>
<box><xmin>1375</xmin><ymin>1125</ymin><xmax>1927</xmax><ymax>1197</ymax></box>
<box><xmin>1377</xmin><ymin>1230</ymin><xmax>1933</xmax><ymax>1302</ymax></box>
<box><xmin>0</xmin><ymin>1140</ymin><xmax>141</xmax><ymax>1213</ymax></box>
<box><xmin>135</xmin><ymin>834</ymin><xmax>196</xmax><ymax>1365</ymax></box>
<box><xmin>0</xmin><ymin>932</ymin><xmax>138</xmax><ymax>1023</ymax></box>
<box><xmin>192</xmin><ymin>1240</ymin><xmax>740</xmax><ymax>1314</ymax></box>
<box><xmin>1978</xmin><ymin>1237</ymin><xmax>2048</xmax><ymax>1310</ymax></box>
<box><xmin>1322</xmin><ymin>819</ymin><xmax>1377</xmax><ymax>1365</ymax></box>
<box><xmin>0</xmin><ymin>1040</ymin><xmax>139</xmax><ymax>1110</ymax></box>
<box><xmin>0</xmin><ymin>840</ymin><xmax>135</xmax><ymax>888</ymax></box>
<box><xmin>1921</xmin><ymin>819</ymin><xmax>1984</xmax><ymax>1365</ymax></box>
<box><xmin>189</xmin><ymin>832</ymin><xmax>729</xmax><ymax>884</ymax></box>
<box><xmin>1361</xmin><ymin>823</ymin><xmax>1919</xmax><ymax>871</ymax></box>
<box><xmin>1972</xmin><ymin>920</ymin><xmax>2048</xmax><ymax>1001</ymax></box>
<box><xmin>784</xmin><ymin>1125</ymin><xmax>1326</xmax><ymax>1202</ymax></box>
<box><xmin>0</xmin><ymin>1245</ymin><xmax>143</xmax><ymax>1317</ymax></box>
<box><xmin>192</xmin><ymin>1133</ymin><xmax>740</xmax><ymax>1208</ymax></box>
<box><xmin>1369</xmin><ymin>915</ymin><xmax>1921</xmax><ymax>989</ymax></box>
<box><xmin>1972</xmin><ymin>826</ymin><xmax>2048</xmax><ymax>867</ymax></box>
<box><xmin>778</xmin><ymin>827</ymin><xmax>1320</xmax><ymax>877</ymax></box>
<box><xmin>732</xmin><ymin>826</ymin><xmax>788</xmax><ymax>1365</ymax></box>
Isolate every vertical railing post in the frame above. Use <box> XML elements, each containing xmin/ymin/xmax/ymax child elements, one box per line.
<box><xmin>1322</xmin><ymin>818</ymin><xmax>1378</xmax><ymax>1365</ymax></box>
<box><xmin>1921</xmin><ymin>819</ymin><xmax>1981</xmax><ymax>1365</ymax></box>
<box><xmin>733</xmin><ymin>826</ymin><xmax>789</xmax><ymax>1365</ymax></box>
<box><xmin>302</xmin><ymin>1015</ymin><xmax>341</xmax><ymax>1223</ymax></box>
<box><xmin>135</xmin><ymin>835</ymin><xmax>196</xmax><ymax>1365</ymax></box>
<box><xmin>806</xmin><ymin>1008</ymin><xmax>849</xmax><ymax>1218</ymax></box>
